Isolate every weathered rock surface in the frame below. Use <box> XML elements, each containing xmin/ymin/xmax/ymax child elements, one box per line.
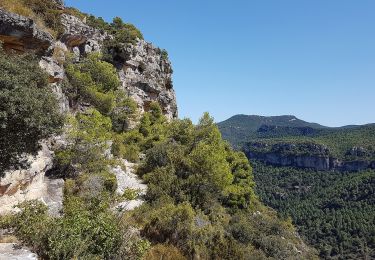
<box><xmin>244</xmin><ymin>142</ymin><xmax>375</xmax><ymax>172</ymax></box>
<box><xmin>119</xmin><ymin>40</ymin><xmax>178</xmax><ymax>120</ymax></box>
<box><xmin>0</xmin><ymin>143</ymin><xmax>64</xmax><ymax>216</ymax></box>
<box><xmin>60</xmin><ymin>14</ymin><xmax>108</xmax><ymax>51</ymax></box>
<box><xmin>61</xmin><ymin>14</ymin><xmax>179</xmax><ymax>120</ymax></box>
<box><xmin>0</xmin><ymin>9</ymin><xmax>53</xmax><ymax>53</ymax></box>
<box><xmin>0</xmin><ymin>9</ymin><xmax>177</xmax><ymax>217</ymax></box>
<box><xmin>51</xmin><ymin>0</ymin><xmax>64</xmax><ymax>9</ymax></box>
<box><xmin>112</xmin><ymin>160</ymin><xmax>147</xmax><ymax>211</ymax></box>
<box><xmin>0</xmin><ymin>244</ymin><xmax>37</xmax><ymax>260</ymax></box>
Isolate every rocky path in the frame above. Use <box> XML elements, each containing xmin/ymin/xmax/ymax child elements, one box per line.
<box><xmin>112</xmin><ymin>160</ymin><xmax>147</xmax><ymax>211</ymax></box>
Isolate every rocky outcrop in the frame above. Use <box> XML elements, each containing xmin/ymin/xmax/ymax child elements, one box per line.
<box><xmin>0</xmin><ymin>9</ymin><xmax>53</xmax><ymax>53</ymax></box>
<box><xmin>52</xmin><ymin>0</ymin><xmax>64</xmax><ymax>9</ymax></box>
<box><xmin>0</xmin><ymin>9</ymin><xmax>178</xmax><ymax>216</ymax></box>
<box><xmin>60</xmin><ymin>14</ymin><xmax>108</xmax><ymax>52</ymax></box>
<box><xmin>0</xmin><ymin>243</ymin><xmax>37</xmax><ymax>260</ymax></box>
<box><xmin>59</xmin><ymin>14</ymin><xmax>178</xmax><ymax>119</ymax></box>
<box><xmin>0</xmin><ymin>143</ymin><xmax>64</xmax><ymax>216</ymax></box>
<box><xmin>119</xmin><ymin>40</ymin><xmax>178</xmax><ymax>120</ymax></box>
<box><xmin>244</xmin><ymin>142</ymin><xmax>375</xmax><ymax>172</ymax></box>
<box><xmin>112</xmin><ymin>160</ymin><xmax>147</xmax><ymax>211</ymax></box>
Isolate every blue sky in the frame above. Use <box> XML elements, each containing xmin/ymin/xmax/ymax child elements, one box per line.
<box><xmin>65</xmin><ymin>0</ymin><xmax>375</xmax><ymax>126</ymax></box>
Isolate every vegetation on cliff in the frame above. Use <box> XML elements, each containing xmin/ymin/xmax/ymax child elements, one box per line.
<box><xmin>0</xmin><ymin>47</ymin><xmax>63</xmax><ymax>176</ymax></box>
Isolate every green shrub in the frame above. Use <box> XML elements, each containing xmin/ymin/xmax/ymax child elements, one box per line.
<box><xmin>0</xmin><ymin>0</ymin><xmax>63</xmax><ymax>36</ymax></box>
<box><xmin>111</xmin><ymin>91</ymin><xmax>139</xmax><ymax>132</ymax></box>
<box><xmin>54</xmin><ymin>109</ymin><xmax>113</xmax><ymax>177</ymax></box>
<box><xmin>145</xmin><ymin>244</ymin><xmax>186</xmax><ymax>260</ymax></box>
<box><xmin>112</xmin><ymin>133</ymin><xmax>141</xmax><ymax>162</ymax></box>
<box><xmin>160</xmin><ymin>49</ymin><xmax>169</xmax><ymax>60</ymax></box>
<box><xmin>102</xmin><ymin>17</ymin><xmax>144</xmax><ymax>64</ymax></box>
<box><xmin>11</xmin><ymin>199</ymin><xmax>122</xmax><ymax>259</ymax></box>
<box><xmin>0</xmin><ymin>48</ymin><xmax>63</xmax><ymax>176</ymax></box>
<box><xmin>65</xmin><ymin>53</ymin><xmax>120</xmax><ymax>114</ymax></box>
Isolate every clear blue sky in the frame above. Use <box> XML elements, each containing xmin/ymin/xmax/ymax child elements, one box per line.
<box><xmin>65</xmin><ymin>0</ymin><xmax>375</xmax><ymax>126</ymax></box>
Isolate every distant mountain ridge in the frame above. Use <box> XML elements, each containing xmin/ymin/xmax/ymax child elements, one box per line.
<box><xmin>218</xmin><ymin>114</ymin><xmax>327</xmax><ymax>147</ymax></box>
<box><xmin>218</xmin><ymin>114</ymin><xmax>375</xmax><ymax>259</ymax></box>
<box><xmin>218</xmin><ymin>114</ymin><xmax>375</xmax><ymax>171</ymax></box>
<box><xmin>218</xmin><ymin>114</ymin><xmax>375</xmax><ymax>258</ymax></box>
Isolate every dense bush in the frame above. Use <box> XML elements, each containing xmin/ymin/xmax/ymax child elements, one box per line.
<box><xmin>9</xmin><ymin>198</ymin><xmax>149</xmax><ymax>259</ymax></box>
<box><xmin>130</xmin><ymin>112</ymin><xmax>317</xmax><ymax>259</ymax></box>
<box><xmin>23</xmin><ymin>0</ymin><xmax>64</xmax><ymax>35</ymax></box>
<box><xmin>65</xmin><ymin>53</ymin><xmax>120</xmax><ymax>114</ymax></box>
<box><xmin>103</xmin><ymin>17</ymin><xmax>144</xmax><ymax>64</ymax></box>
<box><xmin>137</xmin><ymin>113</ymin><xmax>254</xmax><ymax>209</ymax></box>
<box><xmin>0</xmin><ymin>48</ymin><xmax>63</xmax><ymax>176</ymax></box>
<box><xmin>144</xmin><ymin>244</ymin><xmax>186</xmax><ymax>260</ymax></box>
<box><xmin>54</xmin><ymin>109</ymin><xmax>113</xmax><ymax>177</ymax></box>
<box><xmin>111</xmin><ymin>91</ymin><xmax>139</xmax><ymax>132</ymax></box>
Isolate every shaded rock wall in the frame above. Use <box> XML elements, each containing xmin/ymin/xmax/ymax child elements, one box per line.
<box><xmin>0</xmin><ymin>143</ymin><xmax>64</xmax><ymax>215</ymax></box>
<box><xmin>0</xmin><ymin>9</ymin><xmax>53</xmax><ymax>53</ymax></box>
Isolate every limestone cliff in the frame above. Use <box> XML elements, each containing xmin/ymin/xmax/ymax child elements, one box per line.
<box><xmin>244</xmin><ymin>141</ymin><xmax>375</xmax><ymax>172</ymax></box>
<box><xmin>0</xmin><ymin>4</ymin><xmax>178</xmax><ymax>214</ymax></box>
<box><xmin>0</xmin><ymin>9</ymin><xmax>53</xmax><ymax>53</ymax></box>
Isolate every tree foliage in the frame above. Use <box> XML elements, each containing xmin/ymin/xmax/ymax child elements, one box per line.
<box><xmin>130</xmin><ymin>112</ymin><xmax>316</xmax><ymax>259</ymax></box>
<box><xmin>253</xmin><ymin>161</ymin><xmax>375</xmax><ymax>259</ymax></box>
<box><xmin>54</xmin><ymin>109</ymin><xmax>113</xmax><ymax>177</ymax></box>
<box><xmin>65</xmin><ymin>53</ymin><xmax>120</xmax><ymax>114</ymax></box>
<box><xmin>0</xmin><ymin>48</ymin><xmax>63</xmax><ymax>176</ymax></box>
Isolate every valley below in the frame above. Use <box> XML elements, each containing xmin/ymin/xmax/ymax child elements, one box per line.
<box><xmin>219</xmin><ymin>115</ymin><xmax>375</xmax><ymax>259</ymax></box>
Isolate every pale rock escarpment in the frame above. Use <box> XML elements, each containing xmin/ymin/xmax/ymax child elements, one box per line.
<box><xmin>0</xmin><ymin>143</ymin><xmax>64</xmax><ymax>216</ymax></box>
<box><xmin>0</xmin><ymin>244</ymin><xmax>37</xmax><ymax>260</ymax></box>
<box><xmin>0</xmin><ymin>9</ymin><xmax>53</xmax><ymax>53</ymax></box>
<box><xmin>244</xmin><ymin>142</ymin><xmax>375</xmax><ymax>172</ymax></box>
<box><xmin>60</xmin><ymin>14</ymin><xmax>108</xmax><ymax>54</ymax></box>
<box><xmin>119</xmin><ymin>40</ymin><xmax>178</xmax><ymax>120</ymax></box>
<box><xmin>0</xmin><ymin>5</ymin><xmax>177</xmax><ymax>216</ymax></box>
<box><xmin>112</xmin><ymin>160</ymin><xmax>147</xmax><ymax>211</ymax></box>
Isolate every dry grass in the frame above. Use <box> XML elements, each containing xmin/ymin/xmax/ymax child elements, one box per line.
<box><xmin>144</xmin><ymin>244</ymin><xmax>187</xmax><ymax>260</ymax></box>
<box><xmin>0</xmin><ymin>235</ymin><xmax>18</xmax><ymax>243</ymax></box>
<box><xmin>0</xmin><ymin>0</ymin><xmax>55</xmax><ymax>37</ymax></box>
<box><xmin>52</xmin><ymin>45</ymin><xmax>67</xmax><ymax>65</ymax></box>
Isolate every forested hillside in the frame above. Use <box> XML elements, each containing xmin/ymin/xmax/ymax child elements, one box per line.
<box><xmin>254</xmin><ymin>162</ymin><xmax>375</xmax><ymax>259</ymax></box>
<box><xmin>219</xmin><ymin>115</ymin><xmax>375</xmax><ymax>259</ymax></box>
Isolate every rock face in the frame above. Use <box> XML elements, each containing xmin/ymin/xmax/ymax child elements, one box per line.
<box><xmin>51</xmin><ymin>0</ymin><xmax>64</xmax><ymax>9</ymax></box>
<box><xmin>0</xmin><ymin>143</ymin><xmax>64</xmax><ymax>215</ymax></box>
<box><xmin>119</xmin><ymin>40</ymin><xmax>178</xmax><ymax>120</ymax></box>
<box><xmin>60</xmin><ymin>14</ymin><xmax>108</xmax><ymax>52</ymax></box>
<box><xmin>0</xmin><ymin>8</ymin><xmax>178</xmax><ymax>216</ymax></box>
<box><xmin>0</xmin><ymin>243</ymin><xmax>37</xmax><ymax>260</ymax></box>
<box><xmin>112</xmin><ymin>160</ymin><xmax>147</xmax><ymax>211</ymax></box>
<box><xmin>244</xmin><ymin>142</ymin><xmax>375</xmax><ymax>172</ymax></box>
<box><xmin>0</xmin><ymin>9</ymin><xmax>53</xmax><ymax>53</ymax></box>
<box><xmin>59</xmin><ymin>14</ymin><xmax>178</xmax><ymax>119</ymax></box>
